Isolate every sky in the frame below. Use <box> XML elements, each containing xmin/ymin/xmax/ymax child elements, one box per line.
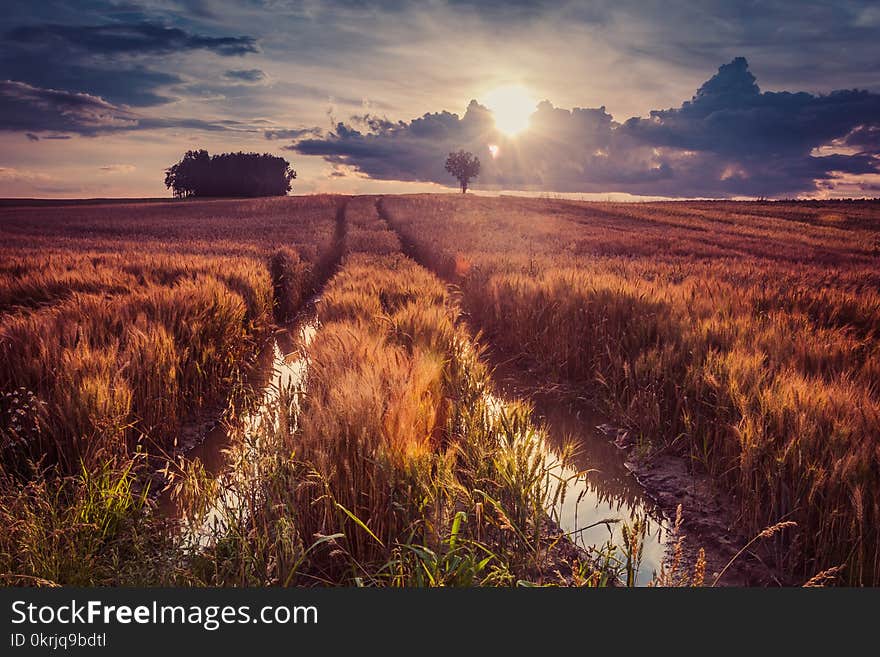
<box><xmin>1</xmin><ymin>0</ymin><xmax>879</xmax><ymax>199</ymax></box>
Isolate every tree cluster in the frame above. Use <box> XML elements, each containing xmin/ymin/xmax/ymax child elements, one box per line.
<box><xmin>164</xmin><ymin>150</ymin><xmax>296</xmax><ymax>198</ymax></box>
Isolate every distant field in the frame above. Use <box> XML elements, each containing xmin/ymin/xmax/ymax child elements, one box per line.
<box><xmin>382</xmin><ymin>195</ymin><xmax>880</xmax><ymax>584</ymax></box>
<box><xmin>2</xmin><ymin>194</ymin><xmax>878</xmax><ymax>586</ymax></box>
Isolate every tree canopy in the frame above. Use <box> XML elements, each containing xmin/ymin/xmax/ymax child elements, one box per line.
<box><xmin>445</xmin><ymin>150</ymin><xmax>480</xmax><ymax>193</ymax></box>
<box><xmin>164</xmin><ymin>150</ymin><xmax>296</xmax><ymax>198</ymax></box>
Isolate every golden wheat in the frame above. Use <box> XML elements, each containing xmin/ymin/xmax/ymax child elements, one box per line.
<box><xmin>382</xmin><ymin>194</ymin><xmax>880</xmax><ymax>584</ymax></box>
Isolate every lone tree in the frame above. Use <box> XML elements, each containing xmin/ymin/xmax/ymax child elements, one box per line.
<box><xmin>164</xmin><ymin>150</ymin><xmax>296</xmax><ymax>198</ymax></box>
<box><xmin>445</xmin><ymin>150</ymin><xmax>480</xmax><ymax>193</ymax></box>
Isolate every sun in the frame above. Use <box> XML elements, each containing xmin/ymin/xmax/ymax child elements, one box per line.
<box><xmin>483</xmin><ymin>85</ymin><xmax>536</xmax><ymax>137</ymax></box>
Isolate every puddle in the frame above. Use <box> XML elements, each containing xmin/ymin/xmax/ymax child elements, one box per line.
<box><xmin>161</xmin><ymin>306</ymin><xmax>319</xmax><ymax>547</ymax></box>
<box><xmin>489</xmin><ymin>361</ymin><xmax>668</xmax><ymax>586</ymax></box>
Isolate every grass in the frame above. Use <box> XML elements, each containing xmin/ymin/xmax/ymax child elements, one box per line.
<box><xmin>0</xmin><ymin>196</ymin><xmax>339</xmax><ymax>472</ymax></box>
<box><xmin>0</xmin><ymin>196</ymin><xmax>340</xmax><ymax>584</ymax></box>
<box><xmin>1</xmin><ymin>195</ymin><xmax>629</xmax><ymax>587</ymax></box>
<box><xmin>4</xmin><ymin>192</ymin><xmax>870</xmax><ymax>586</ymax></box>
<box><xmin>0</xmin><ymin>455</ymin><xmax>167</xmax><ymax>586</ymax></box>
<box><xmin>178</xmin><ymin>197</ymin><xmax>607</xmax><ymax>586</ymax></box>
<box><xmin>382</xmin><ymin>194</ymin><xmax>880</xmax><ymax>585</ymax></box>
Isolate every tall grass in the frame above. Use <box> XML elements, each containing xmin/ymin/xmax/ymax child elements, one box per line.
<box><xmin>0</xmin><ymin>455</ymin><xmax>171</xmax><ymax>586</ymax></box>
<box><xmin>0</xmin><ymin>196</ymin><xmax>339</xmax><ymax>473</ymax></box>
<box><xmin>382</xmin><ymin>194</ymin><xmax>880</xmax><ymax>584</ymax></box>
<box><xmin>0</xmin><ymin>196</ymin><xmax>340</xmax><ymax>585</ymax></box>
<box><xmin>179</xmin><ymin>198</ymin><xmax>603</xmax><ymax>586</ymax></box>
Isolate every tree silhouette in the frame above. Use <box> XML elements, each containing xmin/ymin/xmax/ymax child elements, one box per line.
<box><xmin>445</xmin><ymin>150</ymin><xmax>480</xmax><ymax>193</ymax></box>
<box><xmin>164</xmin><ymin>150</ymin><xmax>296</xmax><ymax>198</ymax></box>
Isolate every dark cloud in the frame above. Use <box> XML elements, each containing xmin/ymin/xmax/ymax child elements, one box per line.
<box><xmin>165</xmin><ymin>0</ymin><xmax>218</xmax><ymax>19</ymax></box>
<box><xmin>291</xmin><ymin>58</ymin><xmax>880</xmax><ymax>197</ymax></box>
<box><xmin>0</xmin><ymin>19</ymin><xmax>259</xmax><ymax>109</ymax></box>
<box><xmin>265</xmin><ymin>127</ymin><xmax>322</xmax><ymax>140</ymax></box>
<box><xmin>0</xmin><ymin>80</ymin><xmax>138</xmax><ymax>136</ymax></box>
<box><xmin>607</xmin><ymin>1</ymin><xmax>880</xmax><ymax>92</ymax></box>
<box><xmin>294</xmin><ymin>102</ymin><xmax>494</xmax><ymax>182</ymax></box>
<box><xmin>6</xmin><ymin>22</ymin><xmax>258</xmax><ymax>57</ymax></box>
<box><xmin>136</xmin><ymin>117</ymin><xmax>260</xmax><ymax>133</ymax></box>
<box><xmin>844</xmin><ymin>124</ymin><xmax>880</xmax><ymax>152</ymax></box>
<box><xmin>0</xmin><ymin>52</ymin><xmax>181</xmax><ymax>106</ymax></box>
<box><xmin>25</xmin><ymin>132</ymin><xmax>72</xmax><ymax>141</ymax></box>
<box><xmin>349</xmin><ymin>113</ymin><xmax>399</xmax><ymax>132</ymax></box>
<box><xmin>622</xmin><ymin>58</ymin><xmax>880</xmax><ymax>160</ymax></box>
<box><xmin>0</xmin><ymin>80</ymin><xmax>262</xmax><ymax>137</ymax></box>
<box><xmin>224</xmin><ymin>68</ymin><xmax>266</xmax><ymax>82</ymax></box>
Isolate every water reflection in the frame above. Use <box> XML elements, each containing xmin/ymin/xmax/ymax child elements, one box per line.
<box><xmin>490</xmin><ymin>361</ymin><xmax>668</xmax><ymax>586</ymax></box>
<box><xmin>164</xmin><ymin>309</ymin><xmax>318</xmax><ymax>547</ymax></box>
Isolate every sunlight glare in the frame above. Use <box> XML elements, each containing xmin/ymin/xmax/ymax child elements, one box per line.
<box><xmin>483</xmin><ymin>85</ymin><xmax>536</xmax><ymax>137</ymax></box>
<box><xmin>488</xmin><ymin>144</ymin><xmax>500</xmax><ymax>159</ymax></box>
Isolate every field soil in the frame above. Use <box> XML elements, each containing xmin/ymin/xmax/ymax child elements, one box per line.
<box><xmin>624</xmin><ymin>450</ymin><xmax>779</xmax><ymax>585</ymax></box>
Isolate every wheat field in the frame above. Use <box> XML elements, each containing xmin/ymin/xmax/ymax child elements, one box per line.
<box><xmin>382</xmin><ymin>194</ymin><xmax>880</xmax><ymax>585</ymax></box>
<box><xmin>1</xmin><ymin>194</ymin><xmax>877</xmax><ymax>586</ymax></box>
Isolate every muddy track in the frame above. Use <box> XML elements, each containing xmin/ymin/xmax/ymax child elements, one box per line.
<box><xmin>158</xmin><ymin>199</ymin><xmax>351</xmax><ymax>512</ymax></box>
<box><xmin>310</xmin><ymin>196</ymin><xmax>349</xmax><ymax>292</ymax></box>
<box><xmin>376</xmin><ymin>197</ymin><xmax>456</xmax><ymax>281</ymax></box>
<box><xmin>376</xmin><ymin>196</ymin><xmax>787</xmax><ymax>586</ymax></box>
<box><xmin>171</xmin><ymin>199</ymin><xmax>599</xmax><ymax>582</ymax></box>
<box><xmin>181</xmin><ymin>197</ymin><xmax>349</xmax><ymax>449</ymax></box>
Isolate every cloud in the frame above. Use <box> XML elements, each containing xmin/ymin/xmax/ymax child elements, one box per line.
<box><xmin>0</xmin><ymin>19</ymin><xmax>259</xmax><ymax>108</ymax></box>
<box><xmin>271</xmin><ymin>81</ymin><xmax>387</xmax><ymax>109</ymax></box>
<box><xmin>0</xmin><ymin>80</ymin><xmax>263</xmax><ymax>137</ymax></box>
<box><xmin>291</xmin><ymin>58</ymin><xmax>880</xmax><ymax>197</ymax></box>
<box><xmin>224</xmin><ymin>68</ymin><xmax>266</xmax><ymax>82</ymax></box>
<box><xmin>0</xmin><ymin>165</ymin><xmax>81</xmax><ymax>194</ymax></box>
<box><xmin>844</xmin><ymin>124</ymin><xmax>880</xmax><ymax>151</ymax></box>
<box><xmin>25</xmin><ymin>132</ymin><xmax>72</xmax><ymax>141</ymax></box>
<box><xmin>98</xmin><ymin>164</ymin><xmax>136</xmax><ymax>174</ymax></box>
<box><xmin>0</xmin><ymin>80</ymin><xmax>138</xmax><ymax>135</ymax></box>
<box><xmin>622</xmin><ymin>58</ymin><xmax>880</xmax><ymax>160</ymax></box>
<box><xmin>0</xmin><ymin>167</ymin><xmax>53</xmax><ymax>183</ymax></box>
<box><xmin>0</xmin><ymin>54</ymin><xmax>183</xmax><ymax>107</ymax></box>
<box><xmin>265</xmin><ymin>127</ymin><xmax>323</xmax><ymax>141</ymax></box>
<box><xmin>6</xmin><ymin>22</ymin><xmax>258</xmax><ymax>57</ymax></box>
<box><xmin>136</xmin><ymin>117</ymin><xmax>260</xmax><ymax>133</ymax></box>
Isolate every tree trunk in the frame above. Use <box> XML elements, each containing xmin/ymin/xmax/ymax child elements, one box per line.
<box><xmin>461</xmin><ymin>179</ymin><xmax>467</xmax><ymax>193</ymax></box>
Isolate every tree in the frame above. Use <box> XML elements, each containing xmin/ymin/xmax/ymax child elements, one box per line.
<box><xmin>164</xmin><ymin>150</ymin><xmax>296</xmax><ymax>198</ymax></box>
<box><xmin>445</xmin><ymin>150</ymin><xmax>480</xmax><ymax>193</ymax></box>
<box><xmin>164</xmin><ymin>149</ymin><xmax>210</xmax><ymax>198</ymax></box>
